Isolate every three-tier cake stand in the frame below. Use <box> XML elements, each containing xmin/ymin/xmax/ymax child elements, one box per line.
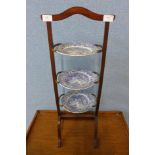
<box><xmin>41</xmin><ymin>7</ymin><xmax>115</xmax><ymax>148</ymax></box>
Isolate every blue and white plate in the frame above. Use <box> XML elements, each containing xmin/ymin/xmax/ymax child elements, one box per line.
<box><xmin>60</xmin><ymin>91</ymin><xmax>96</xmax><ymax>113</ymax></box>
<box><xmin>57</xmin><ymin>70</ymin><xmax>98</xmax><ymax>90</ymax></box>
<box><xmin>54</xmin><ymin>43</ymin><xmax>102</xmax><ymax>56</ymax></box>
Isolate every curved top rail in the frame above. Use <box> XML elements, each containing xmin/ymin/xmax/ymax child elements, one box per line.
<box><xmin>41</xmin><ymin>7</ymin><xmax>115</xmax><ymax>22</ymax></box>
<box><xmin>52</xmin><ymin>7</ymin><xmax>103</xmax><ymax>21</ymax></box>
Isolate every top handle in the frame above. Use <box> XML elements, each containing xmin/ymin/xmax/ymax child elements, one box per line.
<box><xmin>41</xmin><ymin>7</ymin><xmax>115</xmax><ymax>22</ymax></box>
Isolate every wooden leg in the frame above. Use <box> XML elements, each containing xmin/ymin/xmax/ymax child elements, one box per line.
<box><xmin>94</xmin><ymin>116</ymin><xmax>98</xmax><ymax>148</ymax></box>
<box><xmin>57</xmin><ymin>116</ymin><xmax>62</xmax><ymax>147</ymax></box>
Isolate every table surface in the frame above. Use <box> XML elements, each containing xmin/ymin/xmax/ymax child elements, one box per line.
<box><xmin>27</xmin><ymin>110</ymin><xmax>128</xmax><ymax>155</ymax></box>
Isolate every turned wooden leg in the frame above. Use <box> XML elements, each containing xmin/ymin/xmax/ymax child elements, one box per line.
<box><xmin>57</xmin><ymin>116</ymin><xmax>62</xmax><ymax>147</ymax></box>
<box><xmin>94</xmin><ymin>116</ymin><xmax>98</xmax><ymax>148</ymax></box>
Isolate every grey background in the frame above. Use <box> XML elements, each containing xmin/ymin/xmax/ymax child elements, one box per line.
<box><xmin>27</xmin><ymin>0</ymin><xmax>129</xmax><ymax>128</ymax></box>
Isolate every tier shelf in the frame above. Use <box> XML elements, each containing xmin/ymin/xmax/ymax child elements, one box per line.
<box><xmin>60</xmin><ymin>91</ymin><xmax>96</xmax><ymax>113</ymax></box>
<box><xmin>54</xmin><ymin>43</ymin><xmax>102</xmax><ymax>56</ymax></box>
<box><xmin>57</xmin><ymin>70</ymin><xmax>99</xmax><ymax>90</ymax></box>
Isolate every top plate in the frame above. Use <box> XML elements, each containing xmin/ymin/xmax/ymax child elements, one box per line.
<box><xmin>54</xmin><ymin>43</ymin><xmax>102</xmax><ymax>56</ymax></box>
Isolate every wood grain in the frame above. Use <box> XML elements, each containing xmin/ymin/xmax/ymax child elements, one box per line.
<box><xmin>27</xmin><ymin>110</ymin><xmax>128</xmax><ymax>155</ymax></box>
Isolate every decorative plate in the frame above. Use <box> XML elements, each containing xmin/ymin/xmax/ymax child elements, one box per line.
<box><xmin>57</xmin><ymin>70</ymin><xmax>98</xmax><ymax>90</ymax></box>
<box><xmin>60</xmin><ymin>91</ymin><xmax>96</xmax><ymax>113</ymax></box>
<box><xmin>54</xmin><ymin>43</ymin><xmax>102</xmax><ymax>56</ymax></box>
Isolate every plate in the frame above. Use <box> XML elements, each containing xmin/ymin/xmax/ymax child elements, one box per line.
<box><xmin>57</xmin><ymin>70</ymin><xmax>98</xmax><ymax>90</ymax></box>
<box><xmin>60</xmin><ymin>91</ymin><xmax>96</xmax><ymax>113</ymax></box>
<box><xmin>54</xmin><ymin>43</ymin><xmax>102</xmax><ymax>56</ymax></box>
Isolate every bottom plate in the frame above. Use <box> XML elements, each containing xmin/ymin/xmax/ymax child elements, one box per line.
<box><xmin>60</xmin><ymin>91</ymin><xmax>96</xmax><ymax>113</ymax></box>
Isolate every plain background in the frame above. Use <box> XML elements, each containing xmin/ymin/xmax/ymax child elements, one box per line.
<box><xmin>26</xmin><ymin>0</ymin><xmax>129</xmax><ymax>127</ymax></box>
<box><xmin>1</xmin><ymin>0</ymin><xmax>155</xmax><ymax>155</ymax></box>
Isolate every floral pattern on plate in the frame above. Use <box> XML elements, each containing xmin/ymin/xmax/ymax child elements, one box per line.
<box><xmin>60</xmin><ymin>91</ymin><xmax>96</xmax><ymax>113</ymax></box>
<box><xmin>57</xmin><ymin>70</ymin><xmax>98</xmax><ymax>90</ymax></box>
<box><xmin>54</xmin><ymin>43</ymin><xmax>102</xmax><ymax>56</ymax></box>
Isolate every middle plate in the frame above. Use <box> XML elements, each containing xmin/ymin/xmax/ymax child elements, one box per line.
<box><xmin>57</xmin><ymin>70</ymin><xmax>99</xmax><ymax>90</ymax></box>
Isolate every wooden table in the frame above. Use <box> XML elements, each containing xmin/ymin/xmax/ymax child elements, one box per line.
<box><xmin>27</xmin><ymin>110</ymin><xmax>128</xmax><ymax>155</ymax></box>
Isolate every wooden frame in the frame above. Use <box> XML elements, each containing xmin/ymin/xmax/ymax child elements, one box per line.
<box><xmin>41</xmin><ymin>7</ymin><xmax>115</xmax><ymax>148</ymax></box>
